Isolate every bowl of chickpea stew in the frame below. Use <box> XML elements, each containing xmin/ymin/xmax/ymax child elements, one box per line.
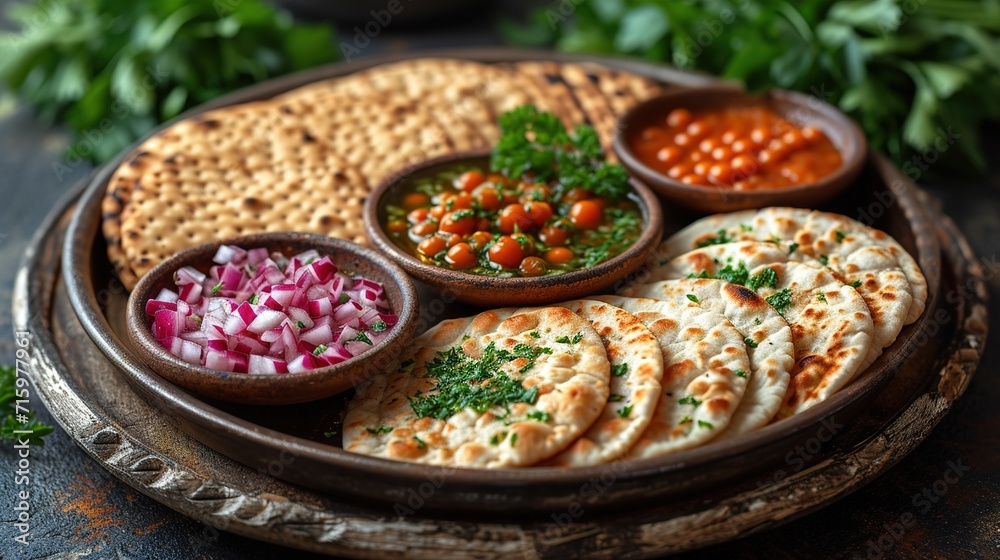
<box><xmin>364</xmin><ymin>151</ymin><xmax>663</xmax><ymax>307</ymax></box>
<box><xmin>613</xmin><ymin>86</ymin><xmax>867</xmax><ymax>213</ymax></box>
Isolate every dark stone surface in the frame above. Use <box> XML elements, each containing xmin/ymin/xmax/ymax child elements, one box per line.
<box><xmin>1</xmin><ymin>1</ymin><xmax>998</xmax><ymax>558</ymax></box>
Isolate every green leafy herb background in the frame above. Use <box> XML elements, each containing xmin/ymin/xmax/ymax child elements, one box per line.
<box><xmin>503</xmin><ymin>0</ymin><xmax>1000</xmax><ymax>175</ymax></box>
<box><xmin>0</xmin><ymin>0</ymin><xmax>338</xmax><ymax>162</ymax></box>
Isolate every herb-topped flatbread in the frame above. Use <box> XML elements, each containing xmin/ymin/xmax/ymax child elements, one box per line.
<box><xmin>646</xmin><ymin>241</ymin><xmax>912</xmax><ymax>371</ymax></box>
<box><xmin>541</xmin><ymin>300</ymin><xmax>664</xmax><ymax>466</ymax></box>
<box><xmin>624</xmin><ymin>279</ymin><xmax>795</xmax><ymax>436</ymax></box>
<box><xmin>594</xmin><ymin>297</ymin><xmax>751</xmax><ymax>458</ymax></box>
<box><xmin>661</xmin><ymin>207</ymin><xmax>926</xmax><ymax>323</ymax></box>
<box><xmin>749</xmin><ymin>261</ymin><xmax>874</xmax><ymax>418</ymax></box>
<box><xmin>343</xmin><ymin>307</ymin><xmax>610</xmax><ymax>468</ymax></box>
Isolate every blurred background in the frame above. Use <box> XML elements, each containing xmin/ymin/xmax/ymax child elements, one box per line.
<box><xmin>1</xmin><ymin>0</ymin><xmax>997</xmax><ymax>171</ymax></box>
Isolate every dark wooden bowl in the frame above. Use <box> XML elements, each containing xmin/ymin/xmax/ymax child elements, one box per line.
<box><xmin>613</xmin><ymin>86</ymin><xmax>867</xmax><ymax>213</ymax></box>
<box><xmin>364</xmin><ymin>151</ymin><xmax>665</xmax><ymax>307</ymax></box>
<box><xmin>125</xmin><ymin>233</ymin><xmax>419</xmax><ymax>405</ymax></box>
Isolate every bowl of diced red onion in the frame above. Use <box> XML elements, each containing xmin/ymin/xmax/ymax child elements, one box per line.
<box><xmin>126</xmin><ymin>233</ymin><xmax>419</xmax><ymax>405</ymax></box>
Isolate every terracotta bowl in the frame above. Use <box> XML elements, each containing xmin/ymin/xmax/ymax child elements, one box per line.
<box><xmin>613</xmin><ymin>86</ymin><xmax>867</xmax><ymax>213</ymax></box>
<box><xmin>126</xmin><ymin>233</ymin><xmax>419</xmax><ymax>405</ymax></box>
<box><xmin>364</xmin><ymin>151</ymin><xmax>664</xmax><ymax>307</ymax></box>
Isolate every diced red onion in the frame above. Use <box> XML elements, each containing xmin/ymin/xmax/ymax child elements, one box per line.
<box><xmin>147</xmin><ymin>246</ymin><xmax>396</xmax><ymax>375</ymax></box>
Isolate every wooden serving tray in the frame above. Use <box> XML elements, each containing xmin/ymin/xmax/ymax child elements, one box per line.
<box><xmin>18</xmin><ymin>176</ymin><xmax>984</xmax><ymax>558</ymax></box>
<box><xmin>59</xmin><ymin>50</ymin><xmax>945</xmax><ymax>515</ymax></box>
<box><xmin>18</xmin><ymin>49</ymin><xmax>983</xmax><ymax>556</ymax></box>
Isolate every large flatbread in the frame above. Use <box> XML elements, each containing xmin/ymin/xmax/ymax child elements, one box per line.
<box><xmin>343</xmin><ymin>308</ymin><xmax>611</xmax><ymax>468</ymax></box>
<box><xmin>542</xmin><ymin>300</ymin><xmax>664</xmax><ymax>466</ymax></box>
<box><xmin>594</xmin><ymin>297</ymin><xmax>751</xmax><ymax>458</ymax></box>
<box><xmin>624</xmin><ymin>279</ymin><xmax>795</xmax><ymax>436</ymax></box>
<box><xmin>645</xmin><ymin>241</ymin><xmax>912</xmax><ymax>370</ymax></box>
<box><xmin>102</xmin><ymin>58</ymin><xmax>670</xmax><ymax>288</ymax></box>
<box><xmin>661</xmin><ymin>207</ymin><xmax>926</xmax><ymax>324</ymax></box>
<box><xmin>116</xmin><ymin>108</ymin><xmax>370</xmax><ymax>282</ymax></box>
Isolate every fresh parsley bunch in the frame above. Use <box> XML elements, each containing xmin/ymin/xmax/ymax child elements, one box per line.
<box><xmin>491</xmin><ymin>104</ymin><xmax>631</xmax><ymax>199</ymax></box>
<box><xmin>0</xmin><ymin>366</ymin><xmax>53</xmax><ymax>447</ymax></box>
<box><xmin>502</xmin><ymin>0</ymin><xmax>1000</xmax><ymax>175</ymax></box>
<box><xmin>0</xmin><ymin>0</ymin><xmax>338</xmax><ymax>162</ymax></box>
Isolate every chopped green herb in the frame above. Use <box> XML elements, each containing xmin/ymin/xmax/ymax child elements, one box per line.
<box><xmin>408</xmin><ymin>342</ymin><xmax>549</xmax><ymax>420</ymax></box>
<box><xmin>696</xmin><ymin>229</ymin><xmax>733</xmax><ymax>248</ymax></box>
<box><xmin>248</xmin><ymin>294</ymin><xmax>259</xmax><ymax>305</ymax></box>
<box><xmin>739</xmin><ymin>223</ymin><xmax>753</xmax><ymax>232</ymax></box>
<box><xmin>527</xmin><ymin>410</ymin><xmax>550</xmax><ymax>422</ymax></box>
<box><xmin>735</xmin><ymin>369</ymin><xmax>748</xmax><ymax>379</ymax></box>
<box><xmin>746</xmin><ymin>267</ymin><xmax>778</xmax><ymax>291</ymax></box>
<box><xmin>370</xmin><ymin>320</ymin><xmax>388</xmax><ymax>333</ymax></box>
<box><xmin>578</xmin><ymin>208</ymin><xmax>643</xmax><ymax>268</ymax></box>
<box><xmin>338</xmin><ymin>293</ymin><xmax>350</xmax><ymax>304</ymax></box>
<box><xmin>744</xmin><ymin>337</ymin><xmax>759</xmax><ymax>349</ymax></box>
<box><xmin>850</xmin><ymin>279</ymin><xmax>863</xmax><ymax>289</ymax></box>
<box><xmin>297</xmin><ymin>321</ymin><xmax>306</xmax><ymax>329</ymax></box>
<box><xmin>686</xmin><ymin>294</ymin><xmax>700</xmax><ymax>304</ymax></box>
<box><xmin>212</xmin><ymin>283</ymin><xmax>223</xmax><ymax>296</ymax></box>
<box><xmin>767</xmin><ymin>235</ymin><xmax>782</xmax><ymax>244</ymax></box>
<box><xmin>489</xmin><ymin>431</ymin><xmax>508</xmax><ymax>445</ymax></box>
<box><xmin>819</xmin><ymin>255</ymin><xmax>829</xmax><ymax>266</ymax></box>
<box><xmin>323</xmin><ymin>430</ymin><xmax>337</xmax><ymax>438</ymax></box>
<box><xmin>679</xmin><ymin>415</ymin><xmax>693</xmax><ymax>424</ymax></box>
<box><xmin>835</xmin><ymin>230</ymin><xmax>847</xmax><ymax>242</ymax></box>
<box><xmin>555</xmin><ymin>332</ymin><xmax>584</xmax><ymax>344</ymax></box>
<box><xmin>305</xmin><ymin>257</ymin><xmax>316</xmax><ymax>265</ymax></box>
<box><xmin>413</xmin><ymin>436</ymin><xmax>427</xmax><ymax>449</ymax></box>
<box><xmin>687</xmin><ymin>270</ymin><xmax>710</xmax><ymax>279</ymax></box>
<box><xmin>366</xmin><ymin>425</ymin><xmax>393</xmax><ymax>434</ymax></box>
<box><xmin>698</xmin><ymin>420</ymin><xmax>714</xmax><ymax>429</ymax></box>
<box><xmin>355</xmin><ymin>332</ymin><xmax>373</xmax><ymax>345</ymax></box>
<box><xmin>754</xmin><ymin>317</ymin><xmax>762</xmax><ymax>326</ymax></box>
<box><xmin>678</xmin><ymin>395</ymin><xmax>702</xmax><ymax>406</ymax></box>
<box><xmin>765</xmin><ymin>288</ymin><xmax>794</xmax><ymax>316</ymax></box>
<box><xmin>617</xmin><ymin>405</ymin><xmax>633</xmax><ymax>418</ymax></box>
<box><xmin>313</xmin><ymin>344</ymin><xmax>328</xmax><ymax>356</ymax></box>
<box><xmin>612</xmin><ymin>363</ymin><xmax>628</xmax><ymax>377</ymax></box>
<box><xmin>510</xmin><ymin>433</ymin><xmax>519</xmax><ymax>447</ymax></box>
<box><xmin>715</xmin><ymin>260</ymin><xmax>749</xmax><ymax>285</ymax></box>
<box><xmin>817</xmin><ymin>293</ymin><xmax>828</xmax><ymax>303</ymax></box>
<box><xmin>788</xmin><ymin>242</ymin><xmax>800</xmax><ymax>255</ymax></box>
<box><xmin>529</xmin><ymin>331</ymin><xmax>540</xmax><ymax>338</ymax></box>
<box><xmin>608</xmin><ymin>394</ymin><xmax>625</xmax><ymax>402</ymax></box>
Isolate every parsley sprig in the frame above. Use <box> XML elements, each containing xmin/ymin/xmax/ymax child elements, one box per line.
<box><xmin>1</xmin><ymin>366</ymin><xmax>54</xmax><ymax>446</ymax></box>
<box><xmin>491</xmin><ymin>105</ymin><xmax>631</xmax><ymax>200</ymax></box>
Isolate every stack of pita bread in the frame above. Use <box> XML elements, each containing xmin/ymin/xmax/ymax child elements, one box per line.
<box><xmin>344</xmin><ymin>207</ymin><xmax>925</xmax><ymax>468</ymax></box>
<box><xmin>101</xmin><ymin>59</ymin><xmax>664</xmax><ymax>289</ymax></box>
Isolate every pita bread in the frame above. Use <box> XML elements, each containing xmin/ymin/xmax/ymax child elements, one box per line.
<box><xmin>747</xmin><ymin>262</ymin><xmax>874</xmax><ymax>418</ymax></box>
<box><xmin>662</xmin><ymin>207</ymin><xmax>926</xmax><ymax>324</ymax></box>
<box><xmin>541</xmin><ymin>300</ymin><xmax>664</xmax><ymax>466</ymax></box>
<box><xmin>624</xmin><ymin>279</ymin><xmax>794</xmax><ymax>436</ymax></box>
<box><xmin>645</xmin><ymin>240</ymin><xmax>912</xmax><ymax>370</ymax></box>
<box><xmin>593</xmin><ymin>297</ymin><xmax>751</xmax><ymax>458</ymax></box>
<box><xmin>344</xmin><ymin>307</ymin><xmax>610</xmax><ymax>468</ymax></box>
